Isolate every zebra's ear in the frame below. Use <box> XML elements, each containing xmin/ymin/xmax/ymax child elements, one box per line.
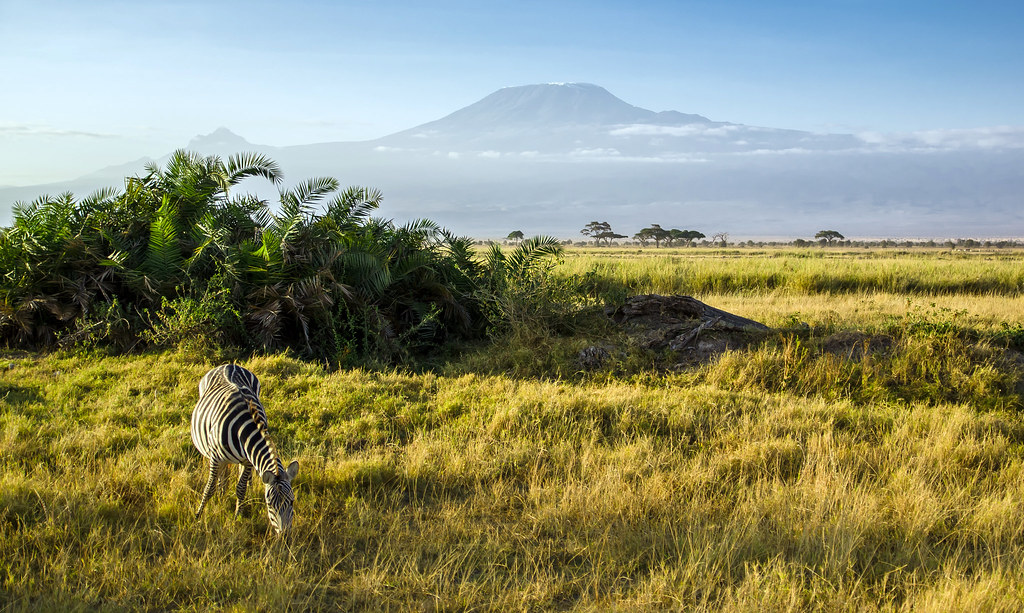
<box><xmin>285</xmin><ymin>461</ymin><xmax>299</xmax><ymax>481</ymax></box>
<box><xmin>261</xmin><ymin>470</ymin><xmax>276</xmax><ymax>485</ymax></box>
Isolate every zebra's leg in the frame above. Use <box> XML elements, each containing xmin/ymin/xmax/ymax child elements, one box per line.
<box><xmin>235</xmin><ymin>465</ymin><xmax>252</xmax><ymax>516</ymax></box>
<box><xmin>196</xmin><ymin>458</ymin><xmax>223</xmax><ymax>518</ymax></box>
<box><xmin>217</xmin><ymin>461</ymin><xmax>232</xmax><ymax>494</ymax></box>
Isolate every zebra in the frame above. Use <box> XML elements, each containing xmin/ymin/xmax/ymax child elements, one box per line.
<box><xmin>190</xmin><ymin>364</ymin><xmax>299</xmax><ymax>534</ymax></box>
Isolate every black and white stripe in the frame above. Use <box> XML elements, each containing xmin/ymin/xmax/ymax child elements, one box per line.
<box><xmin>198</xmin><ymin>363</ymin><xmax>261</xmax><ymax>402</ymax></box>
<box><xmin>190</xmin><ymin>364</ymin><xmax>298</xmax><ymax>534</ymax></box>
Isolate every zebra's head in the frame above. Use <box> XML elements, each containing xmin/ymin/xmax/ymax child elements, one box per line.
<box><xmin>261</xmin><ymin>460</ymin><xmax>299</xmax><ymax>534</ymax></box>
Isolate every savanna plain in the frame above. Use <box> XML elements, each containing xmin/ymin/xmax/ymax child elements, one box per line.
<box><xmin>3</xmin><ymin>247</ymin><xmax>1024</xmax><ymax>611</ymax></box>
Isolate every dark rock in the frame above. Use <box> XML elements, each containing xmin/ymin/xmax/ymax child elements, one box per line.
<box><xmin>577</xmin><ymin>345</ymin><xmax>612</xmax><ymax>370</ymax></box>
<box><xmin>606</xmin><ymin>294</ymin><xmax>770</xmax><ymax>367</ymax></box>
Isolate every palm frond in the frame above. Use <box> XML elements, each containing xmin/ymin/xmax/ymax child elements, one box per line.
<box><xmin>325</xmin><ymin>186</ymin><xmax>382</xmax><ymax>226</ymax></box>
<box><xmin>387</xmin><ymin>249</ymin><xmax>432</xmax><ymax>283</ymax></box>
<box><xmin>338</xmin><ymin>250</ymin><xmax>391</xmax><ymax>299</ymax></box>
<box><xmin>141</xmin><ymin>196</ymin><xmax>184</xmax><ymax>283</ymax></box>
<box><xmin>226</xmin><ymin>152</ymin><xmax>283</xmax><ymax>186</ymax></box>
<box><xmin>187</xmin><ymin>211</ymin><xmax>230</xmax><ymax>272</ymax></box>
<box><xmin>247</xmin><ymin>200</ymin><xmax>274</xmax><ymax>230</ymax></box>
<box><xmin>400</xmin><ymin>218</ymin><xmax>441</xmax><ymax>238</ymax></box>
<box><xmin>81</xmin><ymin>186</ymin><xmax>121</xmax><ymax>208</ymax></box>
<box><xmin>485</xmin><ymin>242</ymin><xmax>507</xmax><ymax>271</ymax></box>
<box><xmin>279</xmin><ymin>177</ymin><xmax>340</xmax><ymax>211</ymax></box>
<box><xmin>503</xmin><ymin>236</ymin><xmax>563</xmax><ymax>281</ymax></box>
<box><xmin>76</xmin><ymin>187</ymin><xmax>121</xmax><ymax>229</ymax></box>
<box><xmin>141</xmin><ymin>160</ymin><xmax>162</xmax><ymax>179</ymax></box>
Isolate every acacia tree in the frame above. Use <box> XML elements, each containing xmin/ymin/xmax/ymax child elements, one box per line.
<box><xmin>581</xmin><ymin>221</ymin><xmax>610</xmax><ymax>244</ymax></box>
<box><xmin>671</xmin><ymin>229</ymin><xmax>705</xmax><ymax>247</ymax></box>
<box><xmin>605</xmin><ymin>231</ymin><xmax>627</xmax><ymax>245</ymax></box>
<box><xmin>506</xmin><ymin>230</ymin><xmax>524</xmax><ymax>244</ymax></box>
<box><xmin>815</xmin><ymin>230</ymin><xmax>845</xmax><ymax>245</ymax></box>
<box><xmin>637</xmin><ymin>224</ymin><xmax>669</xmax><ymax>248</ymax></box>
<box><xmin>580</xmin><ymin>221</ymin><xmax>624</xmax><ymax>246</ymax></box>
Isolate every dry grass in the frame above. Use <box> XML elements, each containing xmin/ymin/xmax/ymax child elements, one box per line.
<box><xmin>559</xmin><ymin>246</ymin><xmax>1024</xmax><ymax>298</ymax></box>
<box><xmin>2</xmin><ymin>248</ymin><xmax>1023</xmax><ymax>611</ymax></box>
<box><xmin>2</xmin><ymin>348</ymin><xmax>1023</xmax><ymax>611</ymax></box>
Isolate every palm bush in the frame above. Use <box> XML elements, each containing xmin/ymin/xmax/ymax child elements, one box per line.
<box><xmin>476</xmin><ymin>236</ymin><xmax>582</xmax><ymax>338</ymax></box>
<box><xmin>0</xmin><ymin>151</ymin><xmax>569</xmax><ymax>363</ymax></box>
<box><xmin>0</xmin><ymin>190</ymin><xmax>122</xmax><ymax>345</ymax></box>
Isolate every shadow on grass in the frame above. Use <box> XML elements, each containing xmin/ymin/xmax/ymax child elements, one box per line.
<box><xmin>0</xmin><ymin>382</ymin><xmax>43</xmax><ymax>407</ymax></box>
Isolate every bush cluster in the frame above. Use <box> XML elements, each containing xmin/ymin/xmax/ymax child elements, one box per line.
<box><xmin>0</xmin><ymin>151</ymin><xmax>573</xmax><ymax>364</ymax></box>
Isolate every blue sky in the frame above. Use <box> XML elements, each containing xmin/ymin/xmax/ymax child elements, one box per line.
<box><xmin>2</xmin><ymin>0</ymin><xmax>1023</xmax><ymax>184</ymax></box>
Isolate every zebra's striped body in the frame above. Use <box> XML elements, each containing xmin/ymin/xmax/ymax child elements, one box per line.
<box><xmin>190</xmin><ymin>364</ymin><xmax>298</xmax><ymax>534</ymax></box>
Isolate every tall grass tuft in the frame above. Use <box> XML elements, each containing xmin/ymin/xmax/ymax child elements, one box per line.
<box><xmin>703</xmin><ymin>330</ymin><xmax>1020</xmax><ymax>410</ymax></box>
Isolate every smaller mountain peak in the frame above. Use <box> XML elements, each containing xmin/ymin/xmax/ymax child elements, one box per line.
<box><xmin>188</xmin><ymin>127</ymin><xmax>252</xmax><ymax>150</ymax></box>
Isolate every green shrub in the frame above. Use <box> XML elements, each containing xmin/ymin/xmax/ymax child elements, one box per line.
<box><xmin>58</xmin><ymin>298</ymin><xmax>140</xmax><ymax>352</ymax></box>
<box><xmin>142</xmin><ymin>283</ymin><xmax>242</xmax><ymax>352</ymax></box>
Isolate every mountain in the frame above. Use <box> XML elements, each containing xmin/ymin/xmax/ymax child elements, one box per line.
<box><xmin>3</xmin><ymin>83</ymin><xmax>1023</xmax><ymax>238</ymax></box>
<box><xmin>187</xmin><ymin>127</ymin><xmax>260</xmax><ymax>152</ymax></box>
<box><xmin>376</xmin><ymin>83</ymin><xmax>864</xmax><ymax>159</ymax></box>
<box><xmin>396</xmin><ymin>83</ymin><xmax>712</xmax><ymax>132</ymax></box>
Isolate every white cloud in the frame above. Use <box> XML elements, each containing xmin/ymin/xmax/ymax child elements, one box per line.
<box><xmin>478</xmin><ymin>150</ymin><xmax>501</xmax><ymax>158</ymax></box>
<box><xmin>608</xmin><ymin>123</ymin><xmax>1024</xmax><ymax>155</ymax></box>
<box><xmin>0</xmin><ymin>123</ymin><xmax>115</xmax><ymax>139</ymax></box>
<box><xmin>610</xmin><ymin>124</ymin><xmax>702</xmax><ymax>137</ymax></box>
<box><xmin>561</xmin><ymin>149</ymin><xmax>708</xmax><ymax>164</ymax></box>
<box><xmin>856</xmin><ymin>131</ymin><xmax>887</xmax><ymax>145</ymax></box>
<box><xmin>856</xmin><ymin>126</ymin><xmax>1024</xmax><ymax>151</ymax></box>
<box><xmin>608</xmin><ymin>123</ymin><xmax>745</xmax><ymax>137</ymax></box>
<box><xmin>570</xmin><ymin>147</ymin><xmax>621</xmax><ymax>157</ymax></box>
<box><xmin>733</xmin><ymin>147</ymin><xmax>815</xmax><ymax>156</ymax></box>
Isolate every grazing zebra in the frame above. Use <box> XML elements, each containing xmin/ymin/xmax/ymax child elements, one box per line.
<box><xmin>190</xmin><ymin>364</ymin><xmax>299</xmax><ymax>534</ymax></box>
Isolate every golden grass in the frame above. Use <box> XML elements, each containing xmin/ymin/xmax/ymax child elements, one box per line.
<box><xmin>694</xmin><ymin>292</ymin><xmax>1024</xmax><ymax>331</ymax></box>
<box><xmin>558</xmin><ymin>246</ymin><xmax>1024</xmax><ymax>298</ymax></box>
<box><xmin>2</xmin><ymin>248</ymin><xmax>1023</xmax><ymax>610</ymax></box>
<box><xmin>2</xmin><ymin>347</ymin><xmax>1023</xmax><ymax>610</ymax></box>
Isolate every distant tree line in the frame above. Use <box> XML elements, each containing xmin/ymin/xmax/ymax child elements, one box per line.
<box><xmin>564</xmin><ymin>223</ymin><xmax>1020</xmax><ymax>250</ymax></box>
<box><xmin>579</xmin><ymin>221</ymin><xmax>711</xmax><ymax>247</ymax></box>
<box><xmin>790</xmin><ymin>237</ymin><xmax>1023</xmax><ymax>249</ymax></box>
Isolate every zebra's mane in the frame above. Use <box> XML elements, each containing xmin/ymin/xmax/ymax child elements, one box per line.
<box><xmin>246</xmin><ymin>398</ymin><xmax>281</xmax><ymax>477</ymax></box>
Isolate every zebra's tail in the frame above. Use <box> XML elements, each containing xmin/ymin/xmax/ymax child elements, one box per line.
<box><xmin>246</xmin><ymin>398</ymin><xmax>281</xmax><ymax>478</ymax></box>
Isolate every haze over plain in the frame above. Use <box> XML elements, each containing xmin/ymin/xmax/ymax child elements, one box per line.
<box><xmin>2</xmin><ymin>1</ymin><xmax>1022</xmax><ymax>238</ymax></box>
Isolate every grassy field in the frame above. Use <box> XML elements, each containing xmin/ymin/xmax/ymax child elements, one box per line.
<box><xmin>559</xmin><ymin>246</ymin><xmax>1024</xmax><ymax>298</ymax></box>
<box><xmin>2</xmin><ymin>247</ymin><xmax>1023</xmax><ymax>611</ymax></box>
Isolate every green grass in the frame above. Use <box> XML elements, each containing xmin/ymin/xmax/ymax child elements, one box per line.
<box><xmin>2</xmin><ymin>248</ymin><xmax>1024</xmax><ymax>611</ymax></box>
<box><xmin>559</xmin><ymin>247</ymin><xmax>1024</xmax><ymax>298</ymax></box>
